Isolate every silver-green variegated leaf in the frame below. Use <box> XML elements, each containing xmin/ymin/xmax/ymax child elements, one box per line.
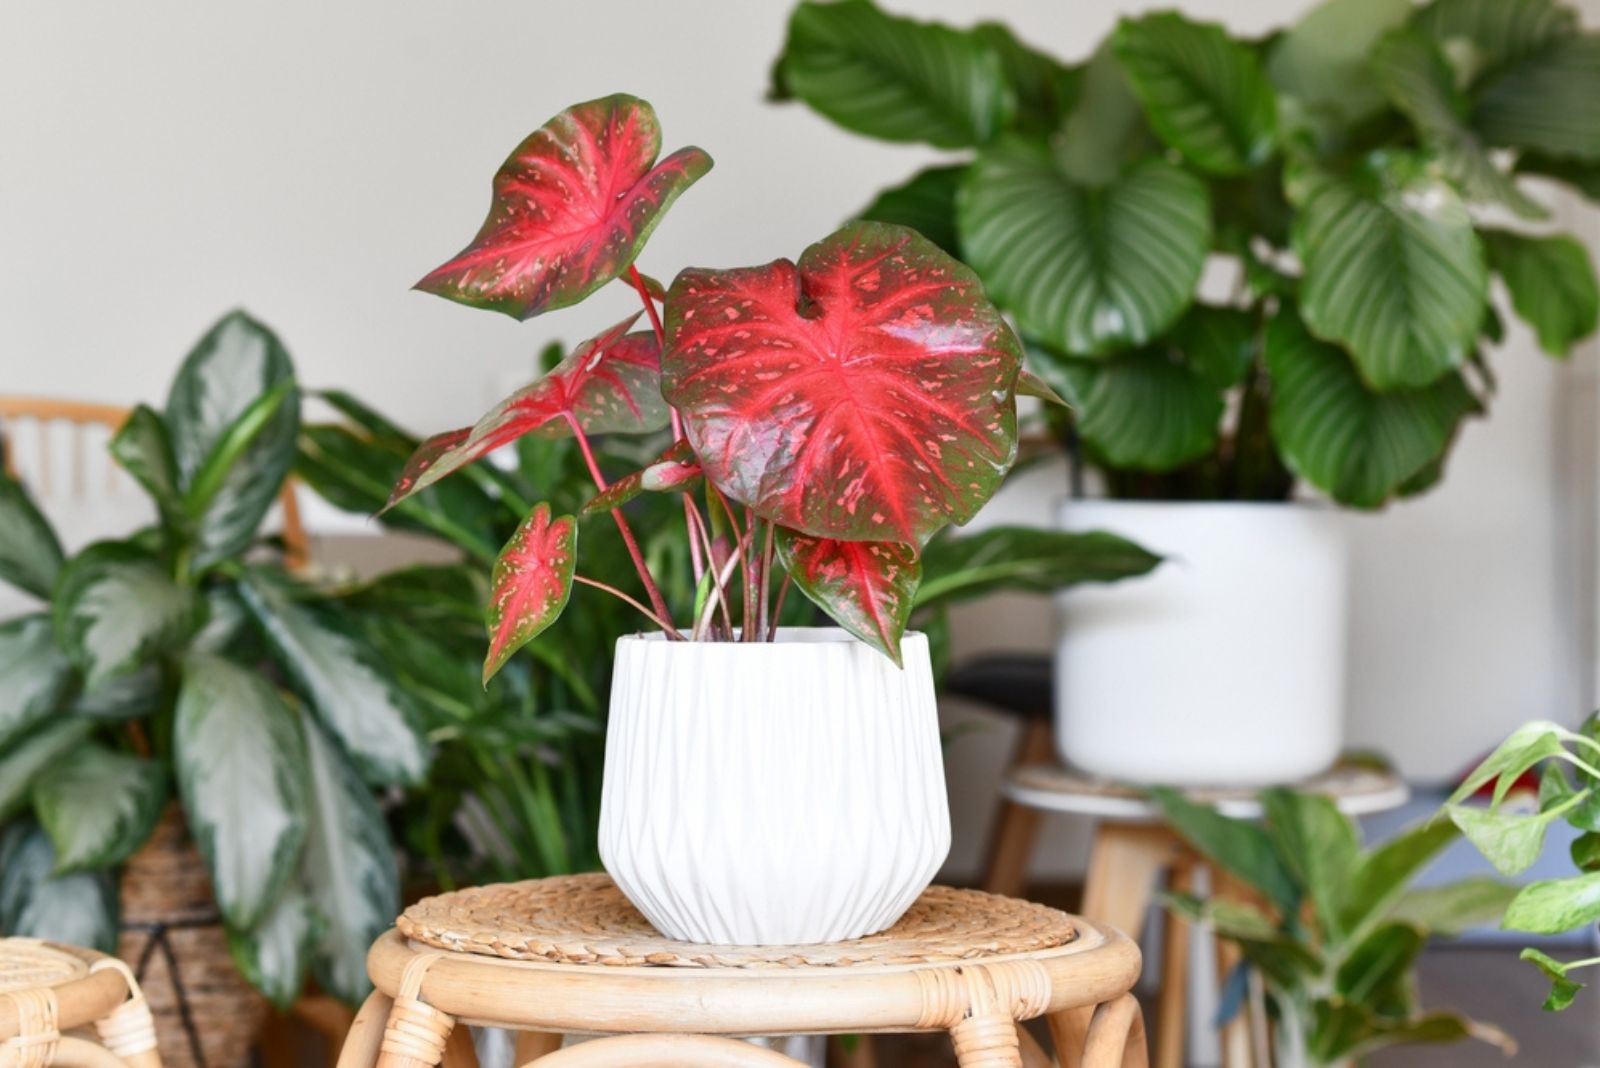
<box><xmin>68</xmin><ymin>664</ymin><xmax>163</xmax><ymax>721</ymax></box>
<box><xmin>0</xmin><ymin>475</ymin><xmax>63</xmax><ymax>600</ymax></box>
<box><xmin>0</xmin><ymin>821</ymin><xmax>119</xmax><ymax>953</ymax></box>
<box><xmin>109</xmin><ymin>404</ymin><xmax>187</xmax><ymax>533</ymax></box>
<box><xmin>0</xmin><ymin>717</ymin><xmax>93</xmax><ymax>821</ymax></box>
<box><xmin>299</xmin><ymin>715</ymin><xmax>399</xmax><ymax>1005</ymax></box>
<box><xmin>53</xmin><ymin>541</ymin><xmax>195</xmax><ymax>690</ymax></box>
<box><xmin>1481</xmin><ymin>229</ymin><xmax>1600</xmax><ymax>356</ymax></box>
<box><xmin>237</xmin><ymin>570</ymin><xmax>430</xmax><ymax>786</ymax></box>
<box><xmin>1267</xmin><ymin>0</ymin><xmax>1414</xmax><ymax>133</ymax></box>
<box><xmin>0</xmin><ymin>615</ymin><xmax>72</xmax><ymax>750</ymax></box>
<box><xmin>32</xmin><ymin>743</ymin><xmax>166</xmax><ymax>873</ymax></box>
<box><xmin>165</xmin><ymin>311</ymin><xmax>300</xmax><ymax>569</ymax></box>
<box><xmin>173</xmin><ymin>654</ymin><xmax>307</xmax><ymax>929</ymax></box>
<box><xmin>228</xmin><ymin>885</ymin><xmax>315</xmax><ymax>1010</ymax></box>
<box><xmin>1291</xmin><ymin>155</ymin><xmax>1487</xmax><ymax>391</ymax></box>
<box><xmin>1265</xmin><ymin>310</ymin><xmax>1478</xmax><ymax>508</ymax></box>
<box><xmin>959</xmin><ymin>144</ymin><xmax>1210</xmax><ymax>356</ymax></box>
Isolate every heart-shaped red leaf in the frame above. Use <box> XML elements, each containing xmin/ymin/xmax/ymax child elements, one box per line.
<box><xmin>417</xmin><ymin>94</ymin><xmax>713</xmax><ymax>320</ymax></box>
<box><xmin>580</xmin><ymin>440</ymin><xmax>701</xmax><ymax>517</ymax></box>
<box><xmin>776</xmin><ymin>529</ymin><xmax>921</xmax><ymax>665</ymax></box>
<box><xmin>387</xmin><ymin>315</ymin><xmax>668</xmax><ymax>509</ymax></box>
<box><xmin>485</xmin><ymin>503</ymin><xmax>577</xmax><ymax>684</ymax></box>
<box><xmin>662</xmin><ymin>222</ymin><xmax>1022</xmax><ymax>545</ymax></box>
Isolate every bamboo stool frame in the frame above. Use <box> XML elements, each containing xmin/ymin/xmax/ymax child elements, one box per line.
<box><xmin>0</xmin><ymin>939</ymin><xmax>163</xmax><ymax>1068</ymax></box>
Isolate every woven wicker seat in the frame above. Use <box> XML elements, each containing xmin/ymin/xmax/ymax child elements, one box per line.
<box><xmin>338</xmin><ymin>875</ymin><xmax>1146</xmax><ymax>1068</ymax></box>
<box><xmin>0</xmin><ymin>938</ymin><xmax>162</xmax><ymax>1068</ymax></box>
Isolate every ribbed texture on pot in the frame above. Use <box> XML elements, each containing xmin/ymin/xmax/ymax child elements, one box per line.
<box><xmin>599</xmin><ymin>628</ymin><xmax>950</xmax><ymax>945</ymax></box>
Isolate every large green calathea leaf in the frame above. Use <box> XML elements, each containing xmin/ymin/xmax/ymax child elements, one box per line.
<box><xmin>237</xmin><ymin>570</ymin><xmax>430</xmax><ymax>786</ymax></box>
<box><xmin>0</xmin><ymin>474</ymin><xmax>63</xmax><ymax>599</ymax></box>
<box><xmin>0</xmin><ymin>615</ymin><xmax>72</xmax><ymax>749</ymax></box>
<box><xmin>1112</xmin><ymin>12</ymin><xmax>1277</xmax><ymax>175</ymax></box>
<box><xmin>775</xmin><ymin>531</ymin><xmax>920</xmax><ymax>666</ymax></box>
<box><xmin>173</xmin><ymin>654</ymin><xmax>307</xmax><ymax>929</ymax></box>
<box><xmin>53</xmin><ymin>541</ymin><xmax>196</xmax><ymax>690</ymax></box>
<box><xmin>1042</xmin><ymin>346</ymin><xmax>1224</xmax><ymax>472</ymax></box>
<box><xmin>913</xmin><ymin>527</ymin><xmax>1161</xmax><ymax>611</ymax></box>
<box><xmin>298</xmin><ymin>714</ymin><xmax>399</xmax><ymax>1005</ymax></box>
<box><xmin>484</xmin><ymin>504</ymin><xmax>578</xmax><ymax>685</ymax></box>
<box><xmin>32</xmin><ymin>743</ymin><xmax>165</xmax><ymax>873</ymax></box>
<box><xmin>1052</xmin><ymin>44</ymin><xmax>1150</xmax><ymax>188</ymax></box>
<box><xmin>0</xmin><ymin>717</ymin><xmax>93</xmax><ymax>821</ymax></box>
<box><xmin>1266</xmin><ymin>0</ymin><xmax>1414</xmax><ymax>133</ymax></box>
<box><xmin>856</xmin><ymin>166</ymin><xmax>965</xmax><ymax>258</ymax></box>
<box><xmin>228</xmin><ymin>885</ymin><xmax>314</xmax><ymax>1010</ymax></box>
<box><xmin>1370</xmin><ymin>30</ymin><xmax>1544</xmax><ymax>219</ymax></box>
<box><xmin>1290</xmin><ymin>155</ymin><xmax>1488</xmax><ymax>390</ymax></box>
<box><xmin>0</xmin><ymin>821</ymin><xmax>119</xmax><ymax>953</ymax></box>
<box><xmin>959</xmin><ymin>144</ymin><xmax>1209</xmax><ymax>357</ymax></box>
<box><xmin>1481</xmin><ymin>229</ymin><xmax>1600</xmax><ymax>356</ymax></box>
<box><xmin>165</xmin><ymin>311</ymin><xmax>300</xmax><ymax>570</ymax></box>
<box><xmin>1266</xmin><ymin>309</ymin><xmax>1479</xmax><ymax>508</ymax></box>
<box><xmin>775</xmin><ymin>0</ymin><xmax>1015</xmax><ymax>148</ymax></box>
<box><xmin>971</xmin><ymin>22</ymin><xmax>1080</xmax><ymax>133</ymax></box>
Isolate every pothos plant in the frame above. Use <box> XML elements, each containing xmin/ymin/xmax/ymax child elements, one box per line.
<box><xmin>0</xmin><ymin>313</ymin><xmax>424</xmax><ymax>1010</ymax></box>
<box><xmin>393</xmin><ymin>92</ymin><xmax>1082</xmax><ymax>671</ymax></box>
<box><xmin>1153</xmin><ymin>787</ymin><xmax>1516</xmax><ymax>1066</ymax></box>
<box><xmin>770</xmin><ymin>0</ymin><xmax>1600</xmax><ymax>506</ymax></box>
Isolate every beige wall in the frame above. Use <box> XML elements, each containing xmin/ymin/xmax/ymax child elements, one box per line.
<box><xmin>3</xmin><ymin>1</ymin><xmax>1596</xmax><ymax>882</ymax></box>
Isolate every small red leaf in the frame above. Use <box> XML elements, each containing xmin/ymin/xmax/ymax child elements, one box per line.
<box><xmin>484</xmin><ymin>503</ymin><xmax>577</xmax><ymax>684</ymax></box>
<box><xmin>417</xmin><ymin>94</ymin><xmax>713</xmax><ymax>320</ymax></box>
<box><xmin>662</xmin><ymin>221</ymin><xmax>1022</xmax><ymax>545</ymax></box>
<box><xmin>386</xmin><ymin>315</ymin><xmax>668</xmax><ymax>510</ymax></box>
<box><xmin>776</xmin><ymin>529</ymin><xmax>921</xmax><ymax>665</ymax></box>
<box><xmin>579</xmin><ymin>440</ymin><xmax>700</xmax><ymax>517</ymax></box>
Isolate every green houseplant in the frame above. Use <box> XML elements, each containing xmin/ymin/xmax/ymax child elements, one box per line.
<box><xmin>769</xmin><ymin>0</ymin><xmax>1600</xmax><ymax>787</ymax></box>
<box><xmin>0</xmin><ymin>313</ymin><xmax>425</xmax><ymax>1047</ymax></box>
<box><xmin>1153</xmin><ymin>787</ymin><xmax>1516</xmax><ymax>1065</ymax></box>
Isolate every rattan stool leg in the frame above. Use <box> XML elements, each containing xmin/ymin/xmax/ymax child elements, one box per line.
<box><xmin>337</xmin><ymin>992</ymin><xmax>394</xmax><ymax>1068</ymax></box>
<box><xmin>1082</xmin><ymin>995</ymin><xmax>1147</xmax><ymax>1068</ymax></box>
<box><xmin>1047</xmin><ymin>1008</ymin><xmax>1091</xmax><ymax>1068</ymax></box>
<box><xmin>949</xmin><ymin>1011</ymin><xmax>1023</xmax><ymax>1068</ymax></box>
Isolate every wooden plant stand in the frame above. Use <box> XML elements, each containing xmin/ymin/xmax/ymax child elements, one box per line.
<box><xmin>0</xmin><ymin>938</ymin><xmax>163</xmax><ymax>1067</ymax></box>
<box><xmin>336</xmin><ymin>874</ymin><xmax>1148</xmax><ymax>1068</ymax></box>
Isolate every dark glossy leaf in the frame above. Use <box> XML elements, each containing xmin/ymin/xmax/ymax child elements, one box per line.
<box><xmin>238</xmin><ymin>570</ymin><xmax>430</xmax><ymax>786</ymax></box>
<box><xmin>959</xmin><ymin>145</ymin><xmax>1210</xmax><ymax>357</ymax></box>
<box><xmin>1414</xmin><ymin>0</ymin><xmax>1576</xmax><ymax>76</ymax></box>
<box><xmin>228</xmin><ymin>885</ymin><xmax>314</xmax><ymax>1010</ymax></box>
<box><xmin>0</xmin><ymin>615</ymin><xmax>72</xmax><ymax>750</ymax></box>
<box><xmin>0</xmin><ymin>718</ymin><xmax>92</xmax><ymax>821</ymax></box>
<box><xmin>165</xmin><ymin>311</ymin><xmax>300</xmax><ymax>569</ymax></box>
<box><xmin>1522</xmin><ymin>947</ymin><xmax>1585</xmax><ymax>1011</ymax></box>
<box><xmin>1291</xmin><ymin>156</ymin><xmax>1487</xmax><ymax>391</ymax></box>
<box><xmin>299</xmin><ymin>714</ymin><xmax>398</xmax><ymax>1005</ymax></box>
<box><xmin>1113</xmin><ymin>12</ymin><xmax>1277</xmax><ymax>174</ymax></box>
<box><xmin>1049</xmin><ymin>347</ymin><xmax>1224</xmax><ymax>471</ymax></box>
<box><xmin>914</xmin><ymin>527</ymin><xmax>1159</xmax><ymax>610</ymax></box>
<box><xmin>776</xmin><ymin>531</ymin><xmax>920</xmax><ymax>665</ymax></box>
<box><xmin>53</xmin><ymin>541</ymin><xmax>196</xmax><ymax>690</ymax></box>
<box><xmin>1267</xmin><ymin>0</ymin><xmax>1413</xmax><ymax>132</ymax></box>
<box><xmin>416</xmin><ymin>94</ymin><xmax>711</xmax><ymax>319</ymax></box>
<box><xmin>972</xmin><ymin>22</ymin><xmax>1079</xmax><ymax>132</ymax></box>
<box><xmin>663</xmin><ymin>222</ymin><xmax>1021</xmax><ymax>545</ymax></box>
<box><xmin>1336</xmin><ymin>921</ymin><xmax>1425</xmax><ymax>1004</ymax></box>
<box><xmin>1261</xmin><ymin>789</ymin><xmax>1359</xmax><ymax>939</ymax></box>
<box><xmin>1265</xmin><ymin>309</ymin><xmax>1477</xmax><ymax>508</ymax></box>
<box><xmin>1482</xmin><ymin>230</ymin><xmax>1600</xmax><ymax>356</ymax></box>
<box><xmin>1177</xmin><ymin>305</ymin><xmax>1258</xmax><ymax>389</ymax></box>
<box><xmin>776</xmin><ymin>0</ymin><xmax>1015</xmax><ymax>148</ymax></box>
<box><xmin>174</xmin><ymin>654</ymin><xmax>307</xmax><ymax>929</ymax></box>
<box><xmin>0</xmin><ymin>821</ymin><xmax>118</xmax><ymax>952</ymax></box>
<box><xmin>1151</xmin><ymin>788</ymin><xmax>1300</xmax><ymax>914</ymax></box>
<box><xmin>32</xmin><ymin>743</ymin><xmax>165</xmax><ymax>873</ymax></box>
<box><xmin>1503</xmin><ymin>872</ymin><xmax>1600</xmax><ymax>934</ymax></box>
<box><xmin>1472</xmin><ymin>34</ymin><xmax>1600</xmax><ymax>162</ymax></box>
<box><xmin>485</xmin><ymin>504</ymin><xmax>578</xmax><ymax>685</ymax></box>
<box><xmin>0</xmin><ymin>474</ymin><xmax>63</xmax><ymax>599</ymax></box>
<box><xmin>856</xmin><ymin>166</ymin><xmax>964</xmax><ymax>257</ymax></box>
<box><xmin>387</xmin><ymin>320</ymin><xmax>666</xmax><ymax>511</ymax></box>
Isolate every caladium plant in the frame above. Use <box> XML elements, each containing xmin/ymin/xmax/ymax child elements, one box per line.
<box><xmin>402</xmin><ymin>92</ymin><xmax>1066</xmax><ymax>670</ymax></box>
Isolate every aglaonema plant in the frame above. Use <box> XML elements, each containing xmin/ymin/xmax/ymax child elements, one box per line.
<box><xmin>394</xmin><ymin>93</ymin><xmax>1085</xmax><ymax>675</ymax></box>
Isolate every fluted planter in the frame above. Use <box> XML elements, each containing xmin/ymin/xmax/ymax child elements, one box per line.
<box><xmin>599</xmin><ymin>627</ymin><xmax>950</xmax><ymax>945</ymax></box>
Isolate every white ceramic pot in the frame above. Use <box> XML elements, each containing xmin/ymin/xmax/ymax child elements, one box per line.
<box><xmin>599</xmin><ymin>627</ymin><xmax>950</xmax><ymax>945</ymax></box>
<box><xmin>1055</xmin><ymin>501</ymin><xmax>1347</xmax><ymax>786</ymax></box>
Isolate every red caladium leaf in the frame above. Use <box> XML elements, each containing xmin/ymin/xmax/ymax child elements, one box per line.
<box><xmin>416</xmin><ymin>94</ymin><xmax>713</xmax><ymax>320</ymax></box>
<box><xmin>775</xmin><ymin>529</ymin><xmax>921</xmax><ymax>666</ymax></box>
<box><xmin>484</xmin><ymin>503</ymin><xmax>577</xmax><ymax>684</ymax></box>
<box><xmin>386</xmin><ymin>315</ymin><xmax>669</xmax><ymax>509</ymax></box>
<box><xmin>1017</xmin><ymin>368</ymin><xmax>1067</xmax><ymax>407</ymax></box>
<box><xmin>662</xmin><ymin>221</ymin><xmax>1023</xmax><ymax>545</ymax></box>
<box><xmin>580</xmin><ymin>440</ymin><xmax>701</xmax><ymax>517</ymax></box>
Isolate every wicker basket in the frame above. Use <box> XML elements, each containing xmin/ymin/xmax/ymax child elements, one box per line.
<box><xmin>118</xmin><ymin>807</ymin><xmax>269</xmax><ymax>1068</ymax></box>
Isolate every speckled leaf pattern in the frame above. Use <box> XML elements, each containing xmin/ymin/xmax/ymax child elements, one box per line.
<box><xmin>485</xmin><ymin>504</ymin><xmax>578</xmax><ymax>684</ymax></box>
<box><xmin>0</xmin><ymin>615</ymin><xmax>72</xmax><ymax>750</ymax></box>
<box><xmin>386</xmin><ymin>317</ymin><xmax>666</xmax><ymax>509</ymax></box>
<box><xmin>32</xmin><ymin>743</ymin><xmax>166</xmax><ymax>873</ymax></box>
<box><xmin>776</xmin><ymin>530</ymin><xmax>920</xmax><ymax>665</ymax></box>
<box><xmin>0</xmin><ymin>475</ymin><xmax>63</xmax><ymax>600</ymax></box>
<box><xmin>581</xmin><ymin>440</ymin><xmax>700</xmax><ymax>517</ymax></box>
<box><xmin>416</xmin><ymin>94</ymin><xmax>712</xmax><ymax>320</ymax></box>
<box><xmin>663</xmin><ymin>222</ymin><xmax>1021</xmax><ymax>545</ymax></box>
<box><xmin>53</xmin><ymin>541</ymin><xmax>196</xmax><ymax>691</ymax></box>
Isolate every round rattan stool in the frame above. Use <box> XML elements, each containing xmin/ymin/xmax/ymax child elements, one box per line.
<box><xmin>336</xmin><ymin>874</ymin><xmax>1146</xmax><ymax>1068</ymax></box>
<box><xmin>0</xmin><ymin>939</ymin><xmax>162</xmax><ymax>1068</ymax></box>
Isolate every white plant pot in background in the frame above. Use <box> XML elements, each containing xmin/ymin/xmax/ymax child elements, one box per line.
<box><xmin>600</xmin><ymin>628</ymin><xmax>950</xmax><ymax>945</ymax></box>
<box><xmin>1055</xmin><ymin>501</ymin><xmax>1347</xmax><ymax>787</ymax></box>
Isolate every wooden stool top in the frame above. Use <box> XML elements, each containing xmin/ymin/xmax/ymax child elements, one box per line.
<box><xmin>1003</xmin><ymin>760</ymin><xmax>1409</xmax><ymax>820</ymax></box>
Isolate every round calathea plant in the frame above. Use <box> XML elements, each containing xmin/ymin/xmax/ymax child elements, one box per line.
<box><xmin>392</xmin><ymin>92</ymin><xmax>1090</xmax><ymax>674</ymax></box>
